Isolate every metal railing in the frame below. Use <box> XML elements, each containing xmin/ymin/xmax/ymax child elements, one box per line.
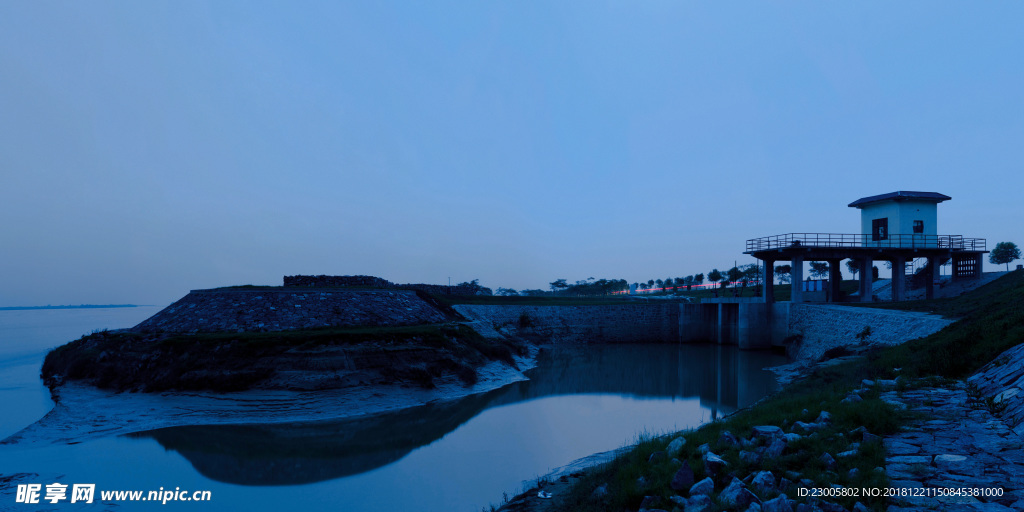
<box><xmin>745</xmin><ymin>233</ymin><xmax>986</xmax><ymax>252</ymax></box>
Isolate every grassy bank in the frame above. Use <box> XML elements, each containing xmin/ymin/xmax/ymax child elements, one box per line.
<box><xmin>535</xmin><ymin>270</ymin><xmax>1023</xmax><ymax>511</ymax></box>
<box><xmin>42</xmin><ymin>323</ymin><xmax>526</xmax><ymax>393</ymax></box>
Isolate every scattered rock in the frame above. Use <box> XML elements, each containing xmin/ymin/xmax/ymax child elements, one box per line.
<box><xmin>590</xmin><ymin>483</ymin><xmax>608</xmax><ymax>499</ymax></box>
<box><xmin>720</xmin><ymin>430</ymin><xmax>741</xmax><ymax>447</ymax></box>
<box><xmin>740</xmin><ymin>450</ymin><xmax>761</xmax><ymax>465</ymax></box>
<box><xmin>762</xmin><ymin>494</ymin><xmax>794</xmax><ymax>512</ymax></box>
<box><xmin>689</xmin><ymin>477</ymin><xmax>714</xmax><ymax>496</ymax></box>
<box><xmin>751</xmin><ymin>470</ymin><xmax>776</xmax><ymax>493</ymax></box>
<box><xmin>698</xmin><ymin>443</ymin><xmax>710</xmax><ymax>455</ymax></box>
<box><xmin>719</xmin><ymin>478</ymin><xmax>759</xmax><ymax>509</ymax></box>
<box><xmin>648</xmin><ymin>451</ymin><xmax>666</xmax><ymax>464</ymax></box>
<box><xmin>815</xmin><ymin>411</ymin><xmax>832</xmax><ymax>424</ymax></box>
<box><xmin>639</xmin><ymin>495</ymin><xmax>661</xmax><ymax>510</ymax></box>
<box><xmin>670</xmin><ymin>464</ymin><xmax>695</xmax><ymax>491</ymax></box>
<box><xmin>703</xmin><ymin>452</ymin><xmax>728</xmax><ymax>477</ymax></box>
<box><xmin>779</xmin><ymin>477</ymin><xmax>793</xmax><ymax>492</ymax></box>
<box><xmin>862</xmin><ymin>432</ymin><xmax>881</xmax><ymax>444</ymax></box>
<box><xmin>753</xmin><ymin>425</ymin><xmax>784</xmax><ymax>439</ymax></box>
<box><xmin>793</xmin><ymin>421</ymin><xmax>821</xmax><ymax>432</ymax></box>
<box><xmin>841</xmin><ymin>394</ymin><xmax>863</xmax><ymax>404</ymax></box>
<box><xmin>667</xmin><ymin>436</ymin><xmax>686</xmax><ymax>457</ymax></box>
<box><xmin>685</xmin><ymin>494</ymin><xmax>713</xmax><ymax>512</ymax></box>
<box><xmin>861</xmin><ymin>379</ymin><xmax>875</xmax><ymax>387</ymax></box>
<box><xmin>765</xmin><ymin>437</ymin><xmax>787</xmax><ymax>458</ymax></box>
<box><xmin>783</xmin><ymin>433</ymin><xmax>802</xmax><ymax>443</ymax></box>
<box><xmin>852</xmin><ymin>503</ymin><xmax>870</xmax><ymax>512</ymax></box>
<box><xmin>817</xmin><ymin>501</ymin><xmax>847</xmax><ymax>512</ymax></box>
<box><xmin>819</xmin><ymin>453</ymin><xmax>836</xmax><ymax>470</ymax></box>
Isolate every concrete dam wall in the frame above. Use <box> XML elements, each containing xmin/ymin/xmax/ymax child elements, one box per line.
<box><xmin>453</xmin><ymin>304</ymin><xmax>680</xmax><ymax>344</ymax></box>
<box><xmin>460</xmin><ymin>301</ymin><xmax>951</xmax><ymax>355</ymax></box>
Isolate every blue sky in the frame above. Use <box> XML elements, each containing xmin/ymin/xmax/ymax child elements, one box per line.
<box><xmin>2</xmin><ymin>2</ymin><xmax>1022</xmax><ymax>306</ymax></box>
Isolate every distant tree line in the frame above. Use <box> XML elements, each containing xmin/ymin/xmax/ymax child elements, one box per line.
<box><xmin>493</xmin><ymin>239</ymin><xmax>1024</xmax><ymax>298</ymax></box>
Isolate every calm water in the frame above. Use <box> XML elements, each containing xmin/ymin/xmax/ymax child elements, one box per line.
<box><xmin>0</xmin><ymin>308</ymin><xmax>787</xmax><ymax>512</ymax></box>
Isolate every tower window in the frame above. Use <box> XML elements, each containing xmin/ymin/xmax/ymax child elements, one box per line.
<box><xmin>913</xmin><ymin>220</ymin><xmax>924</xmax><ymax>234</ymax></box>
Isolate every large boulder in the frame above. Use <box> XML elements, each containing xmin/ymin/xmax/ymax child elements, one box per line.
<box><xmin>670</xmin><ymin>464</ymin><xmax>695</xmax><ymax>492</ymax></box>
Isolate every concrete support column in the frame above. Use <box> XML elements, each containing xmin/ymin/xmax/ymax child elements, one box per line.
<box><xmin>859</xmin><ymin>257</ymin><xmax>873</xmax><ymax>302</ymax></box>
<box><xmin>926</xmin><ymin>257</ymin><xmax>936</xmax><ymax>300</ymax></box>
<box><xmin>791</xmin><ymin>256</ymin><xmax>804</xmax><ymax>303</ymax></box>
<box><xmin>763</xmin><ymin>259</ymin><xmax>775</xmax><ymax>304</ymax></box>
<box><xmin>827</xmin><ymin>259</ymin><xmax>842</xmax><ymax>303</ymax></box>
<box><xmin>892</xmin><ymin>256</ymin><xmax>906</xmax><ymax>302</ymax></box>
<box><xmin>717</xmin><ymin>303</ymin><xmax>725</xmax><ymax>344</ymax></box>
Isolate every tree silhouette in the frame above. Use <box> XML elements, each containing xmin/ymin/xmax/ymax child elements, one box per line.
<box><xmin>990</xmin><ymin>241</ymin><xmax>1021</xmax><ymax>271</ymax></box>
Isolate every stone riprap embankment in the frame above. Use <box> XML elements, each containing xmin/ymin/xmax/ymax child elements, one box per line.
<box><xmin>788</xmin><ymin>304</ymin><xmax>953</xmax><ymax>361</ymax></box>
<box><xmin>133</xmin><ymin>289</ymin><xmax>448</xmax><ymax>333</ymax></box>
<box><xmin>454</xmin><ymin>304</ymin><xmax>680</xmax><ymax>344</ymax></box>
<box><xmin>873</xmin><ymin>382</ymin><xmax>1024</xmax><ymax>510</ymax></box>
<box><xmin>969</xmin><ymin>343</ymin><xmax>1024</xmax><ymax>436</ymax></box>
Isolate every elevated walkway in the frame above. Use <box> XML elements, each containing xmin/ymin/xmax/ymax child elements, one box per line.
<box><xmin>745</xmin><ymin>233</ymin><xmax>986</xmax><ymax>303</ymax></box>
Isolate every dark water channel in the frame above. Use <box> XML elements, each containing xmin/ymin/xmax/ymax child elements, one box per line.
<box><xmin>0</xmin><ymin>310</ymin><xmax>787</xmax><ymax>512</ymax></box>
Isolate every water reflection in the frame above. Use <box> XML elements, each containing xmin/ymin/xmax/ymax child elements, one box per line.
<box><xmin>134</xmin><ymin>344</ymin><xmax>786</xmax><ymax>486</ymax></box>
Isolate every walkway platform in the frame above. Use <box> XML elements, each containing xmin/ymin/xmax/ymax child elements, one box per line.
<box><xmin>744</xmin><ymin>233</ymin><xmax>986</xmax><ymax>303</ymax></box>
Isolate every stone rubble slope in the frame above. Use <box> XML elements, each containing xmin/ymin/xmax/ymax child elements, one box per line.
<box><xmin>880</xmin><ymin>382</ymin><xmax>1024</xmax><ymax>511</ymax></box>
<box><xmin>968</xmin><ymin>343</ymin><xmax>1024</xmax><ymax>436</ymax></box>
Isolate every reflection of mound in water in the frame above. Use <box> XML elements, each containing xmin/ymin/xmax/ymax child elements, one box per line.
<box><xmin>133</xmin><ymin>391</ymin><xmax>497</xmax><ymax>485</ymax></box>
<box><xmin>136</xmin><ymin>344</ymin><xmax>785</xmax><ymax>486</ymax></box>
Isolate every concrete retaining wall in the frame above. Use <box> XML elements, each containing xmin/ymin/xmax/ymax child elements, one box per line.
<box><xmin>133</xmin><ymin>289</ymin><xmax>448</xmax><ymax>333</ymax></box>
<box><xmin>453</xmin><ymin>304</ymin><xmax>679</xmax><ymax>344</ymax></box>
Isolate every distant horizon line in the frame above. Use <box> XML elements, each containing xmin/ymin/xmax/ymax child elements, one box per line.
<box><xmin>0</xmin><ymin>304</ymin><xmax>149</xmax><ymax>311</ymax></box>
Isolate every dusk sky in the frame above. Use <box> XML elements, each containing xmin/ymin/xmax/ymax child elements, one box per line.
<box><xmin>2</xmin><ymin>2</ymin><xmax>1022</xmax><ymax>307</ymax></box>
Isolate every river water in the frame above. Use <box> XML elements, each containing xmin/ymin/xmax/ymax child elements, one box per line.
<box><xmin>0</xmin><ymin>307</ymin><xmax>787</xmax><ymax>512</ymax></box>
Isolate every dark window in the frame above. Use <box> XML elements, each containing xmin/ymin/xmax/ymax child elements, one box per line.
<box><xmin>872</xmin><ymin>218</ymin><xmax>888</xmax><ymax>241</ymax></box>
<box><xmin>913</xmin><ymin>220</ymin><xmax>923</xmax><ymax>234</ymax></box>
